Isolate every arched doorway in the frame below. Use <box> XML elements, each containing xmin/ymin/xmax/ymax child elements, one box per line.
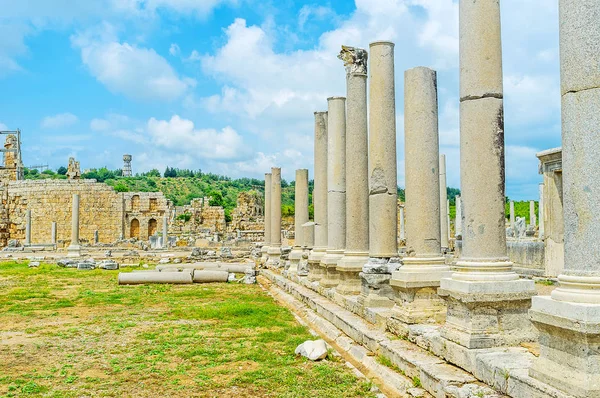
<box><xmin>130</xmin><ymin>219</ymin><xmax>140</xmax><ymax>238</ymax></box>
<box><xmin>148</xmin><ymin>218</ymin><xmax>157</xmax><ymax>237</ymax></box>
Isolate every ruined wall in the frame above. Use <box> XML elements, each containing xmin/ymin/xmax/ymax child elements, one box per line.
<box><xmin>7</xmin><ymin>179</ymin><xmax>123</xmax><ymax>244</ymax></box>
<box><xmin>123</xmin><ymin>192</ymin><xmax>170</xmax><ymax>241</ymax></box>
<box><xmin>172</xmin><ymin>197</ymin><xmax>226</xmax><ymax>236</ymax></box>
<box><xmin>229</xmin><ymin>190</ymin><xmax>264</xmax><ymax>241</ymax></box>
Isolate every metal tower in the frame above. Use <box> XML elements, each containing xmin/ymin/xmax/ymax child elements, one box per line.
<box><xmin>122</xmin><ymin>154</ymin><xmax>132</xmax><ymax>177</ymax></box>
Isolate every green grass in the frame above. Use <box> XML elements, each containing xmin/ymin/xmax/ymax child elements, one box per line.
<box><xmin>0</xmin><ymin>262</ymin><xmax>374</xmax><ymax>397</ymax></box>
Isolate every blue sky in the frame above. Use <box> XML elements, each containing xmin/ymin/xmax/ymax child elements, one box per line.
<box><xmin>0</xmin><ymin>0</ymin><xmax>560</xmax><ymax>200</ymax></box>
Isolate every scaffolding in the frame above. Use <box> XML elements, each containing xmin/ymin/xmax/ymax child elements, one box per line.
<box><xmin>123</xmin><ymin>154</ymin><xmax>132</xmax><ymax>177</ymax></box>
<box><xmin>0</xmin><ymin>129</ymin><xmax>23</xmax><ymax>181</ymax></box>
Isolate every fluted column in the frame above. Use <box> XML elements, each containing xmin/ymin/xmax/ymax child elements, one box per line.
<box><xmin>439</xmin><ymin>154</ymin><xmax>449</xmax><ymax>251</ymax></box>
<box><xmin>359</xmin><ymin>41</ymin><xmax>399</xmax><ymax>308</ymax></box>
<box><xmin>529</xmin><ymin>1</ymin><xmax>600</xmax><ymax>395</ymax></box>
<box><xmin>67</xmin><ymin>194</ymin><xmax>81</xmax><ymax>257</ymax></box>
<box><xmin>308</xmin><ymin>112</ymin><xmax>328</xmax><ymax>281</ymax></box>
<box><xmin>336</xmin><ymin>46</ymin><xmax>369</xmax><ymax>295</ymax></box>
<box><xmin>267</xmin><ymin>167</ymin><xmax>282</xmax><ymax>268</ymax></box>
<box><xmin>261</xmin><ymin>173</ymin><xmax>272</xmax><ymax>265</ymax></box>
<box><xmin>390</xmin><ymin>67</ymin><xmax>451</xmax><ymax>324</ymax></box>
<box><xmin>438</xmin><ymin>0</ymin><xmax>535</xmax><ymax>350</ymax></box>
<box><xmin>289</xmin><ymin>169</ymin><xmax>309</xmax><ymax>274</ymax></box>
<box><xmin>320</xmin><ymin>96</ymin><xmax>346</xmax><ymax>288</ymax></box>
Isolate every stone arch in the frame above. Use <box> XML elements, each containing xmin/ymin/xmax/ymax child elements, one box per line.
<box><xmin>130</xmin><ymin>219</ymin><xmax>140</xmax><ymax>238</ymax></box>
<box><xmin>148</xmin><ymin>218</ymin><xmax>157</xmax><ymax>237</ymax></box>
<box><xmin>131</xmin><ymin>195</ymin><xmax>140</xmax><ymax>211</ymax></box>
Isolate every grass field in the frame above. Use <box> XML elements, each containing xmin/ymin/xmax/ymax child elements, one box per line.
<box><xmin>0</xmin><ymin>262</ymin><xmax>374</xmax><ymax>397</ymax></box>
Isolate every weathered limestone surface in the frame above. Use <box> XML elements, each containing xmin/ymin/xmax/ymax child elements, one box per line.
<box><xmin>529</xmin><ymin>2</ymin><xmax>600</xmax><ymax>395</ymax></box>
<box><xmin>67</xmin><ymin>194</ymin><xmax>81</xmax><ymax>257</ymax></box>
<box><xmin>337</xmin><ymin>46</ymin><xmax>369</xmax><ymax>296</ymax></box>
<box><xmin>262</xmin><ymin>173</ymin><xmax>272</xmax><ymax>264</ymax></box>
<box><xmin>267</xmin><ymin>167</ymin><xmax>282</xmax><ymax>267</ymax></box>
<box><xmin>118</xmin><ymin>271</ymin><xmax>193</xmax><ymax>285</ymax></box>
<box><xmin>439</xmin><ymin>0</ymin><xmax>535</xmax><ymax>350</ymax></box>
<box><xmin>308</xmin><ymin>112</ymin><xmax>328</xmax><ymax>282</ymax></box>
<box><xmin>360</xmin><ymin>41</ymin><xmax>398</xmax><ymax>308</ymax></box>
<box><xmin>124</xmin><ymin>192</ymin><xmax>169</xmax><ymax>240</ymax></box>
<box><xmin>391</xmin><ymin>67</ymin><xmax>451</xmax><ymax>324</ymax></box>
<box><xmin>320</xmin><ymin>96</ymin><xmax>346</xmax><ymax>288</ymax></box>
<box><xmin>455</xmin><ymin>196</ymin><xmax>462</xmax><ymax>239</ymax></box>
<box><xmin>289</xmin><ymin>169</ymin><xmax>309</xmax><ymax>274</ymax></box>
<box><xmin>439</xmin><ymin>154</ymin><xmax>449</xmax><ymax>250</ymax></box>
<box><xmin>25</xmin><ymin>209</ymin><xmax>31</xmax><ymax>245</ymax></box>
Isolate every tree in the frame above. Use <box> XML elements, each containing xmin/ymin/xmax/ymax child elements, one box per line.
<box><xmin>57</xmin><ymin>166</ymin><xmax>67</xmax><ymax>175</ymax></box>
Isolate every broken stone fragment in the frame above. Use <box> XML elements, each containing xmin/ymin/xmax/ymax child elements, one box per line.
<box><xmin>295</xmin><ymin>339</ymin><xmax>328</xmax><ymax>361</ymax></box>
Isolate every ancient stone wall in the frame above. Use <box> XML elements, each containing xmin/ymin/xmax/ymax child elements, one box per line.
<box><xmin>6</xmin><ymin>179</ymin><xmax>123</xmax><ymax>245</ymax></box>
<box><xmin>172</xmin><ymin>197</ymin><xmax>226</xmax><ymax>236</ymax></box>
<box><xmin>229</xmin><ymin>190</ymin><xmax>264</xmax><ymax>240</ymax></box>
<box><xmin>123</xmin><ymin>192</ymin><xmax>170</xmax><ymax>240</ymax></box>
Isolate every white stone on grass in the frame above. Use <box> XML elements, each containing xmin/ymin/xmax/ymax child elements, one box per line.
<box><xmin>295</xmin><ymin>339</ymin><xmax>328</xmax><ymax>361</ymax></box>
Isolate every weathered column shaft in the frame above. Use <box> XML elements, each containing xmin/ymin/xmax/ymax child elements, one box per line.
<box><xmin>510</xmin><ymin>201</ymin><xmax>515</xmax><ymax>232</ymax></box>
<box><xmin>308</xmin><ymin>112</ymin><xmax>328</xmax><ymax>282</ymax></box>
<box><xmin>162</xmin><ymin>215</ymin><xmax>168</xmax><ymax>248</ymax></box>
<box><xmin>538</xmin><ymin>183</ymin><xmax>544</xmax><ymax>239</ymax></box>
<box><xmin>337</xmin><ymin>45</ymin><xmax>369</xmax><ymax>295</ymax></box>
<box><xmin>390</xmin><ymin>67</ymin><xmax>450</xmax><ymax>324</ymax></box>
<box><xmin>529</xmin><ymin>2</ymin><xmax>600</xmax><ymax>395</ymax></box>
<box><xmin>455</xmin><ymin>196</ymin><xmax>462</xmax><ymax>238</ymax></box>
<box><xmin>439</xmin><ymin>154</ymin><xmax>449</xmax><ymax>250</ymax></box>
<box><xmin>368</xmin><ymin>41</ymin><xmax>398</xmax><ymax>258</ymax></box>
<box><xmin>438</xmin><ymin>0</ymin><xmax>534</xmax><ymax>350</ymax></box>
<box><xmin>270</xmin><ymin>168</ymin><xmax>282</xmax><ymax>248</ymax></box>
<box><xmin>320</xmin><ymin>96</ymin><xmax>346</xmax><ymax>288</ymax></box>
<box><xmin>289</xmin><ymin>169</ymin><xmax>309</xmax><ymax>274</ymax></box>
<box><xmin>51</xmin><ymin>222</ymin><xmax>57</xmax><ymax>245</ymax></box>
<box><xmin>71</xmin><ymin>194</ymin><xmax>80</xmax><ymax>245</ymax></box>
<box><xmin>25</xmin><ymin>210</ymin><xmax>31</xmax><ymax>245</ymax></box>
<box><xmin>529</xmin><ymin>200</ymin><xmax>536</xmax><ymax>227</ymax></box>
<box><xmin>264</xmin><ymin>173</ymin><xmax>272</xmax><ymax>247</ymax></box>
<box><xmin>399</xmin><ymin>206</ymin><xmax>406</xmax><ymax>241</ymax></box>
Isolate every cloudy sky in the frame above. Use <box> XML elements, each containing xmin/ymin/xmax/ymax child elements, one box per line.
<box><xmin>0</xmin><ymin>0</ymin><xmax>560</xmax><ymax>200</ymax></box>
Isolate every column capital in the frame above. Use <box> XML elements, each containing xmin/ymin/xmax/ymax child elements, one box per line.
<box><xmin>338</xmin><ymin>45</ymin><xmax>368</xmax><ymax>76</ymax></box>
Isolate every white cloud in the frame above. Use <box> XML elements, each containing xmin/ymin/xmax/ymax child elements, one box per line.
<box><xmin>169</xmin><ymin>43</ymin><xmax>180</xmax><ymax>56</ymax></box>
<box><xmin>71</xmin><ymin>24</ymin><xmax>195</xmax><ymax>101</ymax></box>
<box><xmin>41</xmin><ymin>113</ymin><xmax>79</xmax><ymax>129</ymax></box>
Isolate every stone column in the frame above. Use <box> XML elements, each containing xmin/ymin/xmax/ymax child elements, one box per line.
<box><xmin>267</xmin><ymin>167</ymin><xmax>282</xmax><ymax>267</ymax></box>
<box><xmin>308</xmin><ymin>112</ymin><xmax>328</xmax><ymax>281</ymax></box>
<box><xmin>438</xmin><ymin>0</ymin><xmax>535</xmax><ymax>349</ymax></box>
<box><xmin>360</xmin><ymin>41</ymin><xmax>399</xmax><ymax>308</ymax></box>
<box><xmin>262</xmin><ymin>173</ymin><xmax>272</xmax><ymax>265</ymax></box>
<box><xmin>455</xmin><ymin>196</ymin><xmax>462</xmax><ymax>239</ymax></box>
<box><xmin>529</xmin><ymin>1</ymin><xmax>600</xmax><ymax>395</ymax></box>
<box><xmin>51</xmin><ymin>222</ymin><xmax>57</xmax><ymax>245</ymax></box>
<box><xmin>67</xmin><ymin>194</ymin><xmax>81</xmax><ymax>257</ymax></box>
<box><xmin>391</xmin><ymin>67</ymin><xmax>451</xmax><ymax>324</ymax></box>
<box><xmin>162</xmin><ymin>215</ymin><xmax>168</xmax><ymax>248</ymax></box>
<box><xmin>529</xmin><ymin>200</ymin><xmax>536</xmax><ymax>228</ymax></box>
<box><xmin>25</xmin><ymin>210</ymin><xmax>31</xmax><ymax>246</ymax></box>
<box><xmin>538</xmin><ymin>183</ymin><xmax>544</xmax><ymax>239</ymax></box>
<box><xmin>289</xmin><ymin>169</ymin><xmax>309</xmax><ymax>274</ymax></box>
<box><xmin>447</xmin><ymin>199</ymin><xmax>451</xmax><ymax>242</ymax></box>
<box><xmin>299</xmin><ymin>221</ymin><xmax>315</xmax><ymax>276</ymax></box>
<box><xmin>336</xmin><ymin>46</ymin><xmax>369</xmax><ymax>295</ymax></box>
<box><xmin>320</xmin><ymin>96</ymin><xmax>346</xmax><ymax>288</ymax></box>
<box><xmin>509</xmin><ymin>200</ymin><xmax>515</xmax><ymax>234</ymax></box>
<box><xmin>439</xmin><ymin>154</ymin><xmax>449</xmax><ymax>251</ymax></box>
<box><xmin>399</xmin><ymin>205</ymin><xmax>406</xmax><ymax>242</ymax></box>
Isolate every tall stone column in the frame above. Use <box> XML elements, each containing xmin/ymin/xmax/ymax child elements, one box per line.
<box><xmin>455</xmin><ymin>196</ymin><xmax>462</xmax><ymax>239</ymax></box>
<box><xmin>509</xmin><ymin>200</ymin><xmax>515</xmax><ymax>233</ymax></box>
<box><xmin>336</xmin><ymin>46</ymin><xmax>369</xmax><ymax>295</ymax></box>
<box><xmin>262</xmin><ymin>173</ymin><xmax>272</xmax><ymax>265</ymax></box>
<box><xmin>162</xmin><ymin>215</ymin><xmax>168</xmax><ymax>248</ymax></box>
<box><xmin>25</xmin><ymin>210</ymin><xmax>31</xmax><ymax>246</ymax></box>
<box><xmin>529</xmin><ymin>1</ymin><xmax>600</xmax><ymax>395</ymax></box>
<box><xmin>308</xmin><ymin>112</ymin><xmax>328</xmax><ymax>281</ymax></box>
<box><xmin>538</xmin><ymin>183</ymin><xmax>544</xmax><ymax>239</ymax></box>
<box><xmin>51</xmin><ymin>222</ymin><xmax>57</xmax><ymax>245</ymax></box>
<box><xmin>289</xmin><ymin>169</ymin><xmax>309</xmax><ymax>274</ymax></box>
<box><xmin>320</xmin><ymin>96</ymin><xmax>346</xmax><ymax>288</ymax></box>
<box><xmin>439</xmin><ymin>154</ymin><xmax>449</xmax><ymax>251</ymax></box>
<box><xmin>67</xmin><ymin>194</ymin><xmax>81</xmax><ymax>257</ymax></box>
<box><xmin>299</xmin><ymin>221</ymin><xmax>315</xmax><ymax>276</ymax></box>
<box><xmin>529</xmin><ymin>200</ymin><xmax>536</xmax><ymax>228</ymax></box>
<box><xmin>360</xmin><ymin>41</ymin><xmax>399</xmax><ymax>308</ymax></box>
<box><xmin>267</xmin><ymin>167</ymin><xmax>282</xmax><ymax>268</ymax></box>
<box><xmin>399</xmin><ymin>205</ymin><xmax>406</xmax><ymax>242</ymax></box>
<box><xmin>438</xmin><ymin>0</ymin><xmax>535</xmax><ymax>349</ymax></box>
<box><xmin>391</xmin><ymin>67</ymin><xmax>451</xmax><ymax>324</ymax></box>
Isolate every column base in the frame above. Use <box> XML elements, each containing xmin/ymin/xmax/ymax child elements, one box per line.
<box><xmin>67</xmin><ymin>245</ymin><xmax>81</xmax><ymax>258</ymax></box>
<box><xmin>297</xmin><ymin>250</ymin><xmax>310</xmax><ymax>276</ymax></box>
<box><xmin>390</xmin><ymin>256</ymin><xmax>451</xmax><ymax>324</ymax></box>
<box><xmin>260</xmin><ymin>245</ymin><xmax>269</xmax><ymax>266</ymax></box>
<box><xmin>288</xmin><ymin>247</ymin><xmax>303</xmax><ymax>274</ymax></box>
<box><xmin>529</xmin><ymin>294</ymin><xmax>600</xmax><ymax>398</ymax></box>
<box><xmin>320</xmin><ymin>250</ymin><xmax>343</xmax><ymax>288</ymax></box>
<box><xmin>308</xmin><ymin>249</ymin><xmax>326</xmax><ymax>282</ymax></box>
<box><xmin>336</xmin><ymin>251</ymin><xmax>369</xmax><ymax>295</ymax></box>
<box><xmin>358</xmin><ymin>257</ymin><xmax>401</xmax><ymax>308</ymax></box>
<box><xmin>266</xmin><ymin>246</ymin><xmax>281</xmax><ymax>269</ymax></box>
<box><xmin>438</xmin><ymin>273</ymin><xmax>536</xmax><ymax>349</ymax></box>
